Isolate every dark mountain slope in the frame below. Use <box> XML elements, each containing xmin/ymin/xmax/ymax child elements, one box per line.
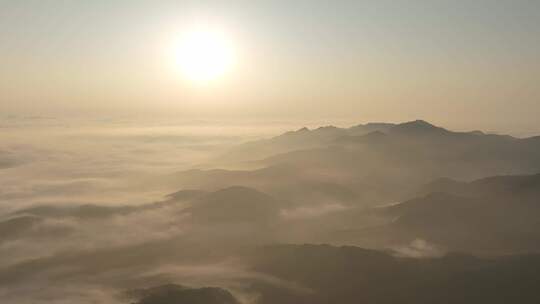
<box><xmin>419</xmin><ymin>173</ymin><xmax>540</xmax><ymax>199</ymax></box>
<box><xmin>128</xmin><ymin>284</ymin><xmax>240</xmax><ymax>304</ymax></box>
<box><xmin>249</xmin><ymin>244</ymin><xmax>540</xmax><ymax>304</ymax></box>
<box><xmin>170</xmin><ymin>163</ymin><xmax>365</xmax><ymax>206</ymax></box>
<box><xmin>352</xmin><ymin>173</ymin><xmax>540</xmax><ymax>253</ymax></box>
<box><xmin>185</xmin><ymin>186</ymin><xmax>283</xmax><ymax>223</ymax></box>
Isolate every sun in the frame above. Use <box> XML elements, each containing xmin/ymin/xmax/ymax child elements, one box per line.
<box><xmin>175</xmin><ymin>27</ymin><xmax>235</xmax><ymax>83</ymax></box>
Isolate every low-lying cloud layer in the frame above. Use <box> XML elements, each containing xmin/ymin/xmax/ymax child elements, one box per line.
<box><xmin>2</xmin><ymin>117</ymin><xmax>540</xmax><ymax>303</ymax></box>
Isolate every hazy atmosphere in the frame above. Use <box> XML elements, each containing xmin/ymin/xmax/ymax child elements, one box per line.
<box><xmin>2</xmin><ymin>0</ymin><xmax>540</xmax><ymax>133</ymax></box>
<box><xmin>1</xmin><ymin>1</ymin><xmax>540</xmax><ymax>303</ymax></box>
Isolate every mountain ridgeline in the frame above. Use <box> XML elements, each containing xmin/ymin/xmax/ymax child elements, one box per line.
<box><xmin>3</xmin><ymin>120</ymin><xmax>540</xmax><ymax>303</ymax></box>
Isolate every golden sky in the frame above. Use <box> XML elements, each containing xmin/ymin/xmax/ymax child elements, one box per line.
<box><xmin>1</xmin><ymin>0</ymin><xmax>539</xmax><ymax>132</ymax></box>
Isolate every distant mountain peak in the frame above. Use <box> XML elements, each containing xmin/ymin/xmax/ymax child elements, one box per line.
<box><xmin>128</xmin><ymin>284</ymin><xmax>240</xmax><ymax>304</ymax></box>
<box><xmin>188</xmin><ymin>186</ymin><xmax>281</xmax><ymax>223</ymax></box>
<box><xmin>402</xmin><ymin>119</ymin><xmax>436</xmax><ymax>128</ymax></box>
<box><xmin>347</xmin><ymin>122</ymin><xmax>395</xmax><ymax>136</ymax></box>
<box><xmin>316</xmin><ymin>125</ymin><xmax>338</xmax><ymax>130</ymax></box>
<box><xmin>278</xmin><ymin>126</ymin><xmax>310</xmax><ymax>137</ymax></box>
<box><xmin>391</xmin><ymin>120</ymin><xmax>449</xmax><ymax>135</ymax></box>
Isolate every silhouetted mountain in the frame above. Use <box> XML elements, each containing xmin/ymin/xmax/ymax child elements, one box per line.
<box><xmin>256</xmin><ymin>120</ymin><xmax>540</xmax><ymax>199</ymax></box>
<box><xmin>248</xmin><ymin>244</ymin><xmax>540</xmax><ymax>304</ymax></box>
<box><xmin>11</xmin><ymin>188</ymin><xmax>214</xmax><ymax>222</ymax></box>
<box><xmin>335</xmin><ymin>130</ymin><xmax>388</xmax><ymax>145</ymax></box>
<box><xmin>355</xmin><ymin>173</ymin><xmax>540</xmax><ymax>253</ymax></box>
<box><xmin>389</xmin><ymin>119</ymin><xmax>450</xmax><ymax>136</ymax></box>
<box><xmin>128</xmin><ymin>284</ymin><xmax>240</xmax><ymax>304</ymax></box>
<box><xmin>218</xmin><ymin>121</ymin><xmax>397</xmax><ymax>163</ymax></box>
<box><xmin>221</xmin><ymin>120</ymin><xmax>462</xmax><ymax>164</ymax></box>
<box><xmin>165</xmin><ymin>189</ymin><xmax>209</xmax><ymax>201</ymax></box>
<box><xmin>158</xmin><ymin>122</ymin><xmax>540</xmax><ymax>254</ymax></box>
<box><xmin>348</xmin><ymin>122</ymin><xmax>395</xmax><ymax>135</ymax></box>
<box><xmin>186</xmin><ymin>186</ymin><xmax>283</xmax><ymax>224</ymax></box>
<box><xmin>170</xmin><ymin>164</ymin><xmax>364</xmax><ymax>207</ymax></box>
<box><xmin>218</xmin><ymin>126</ymin><xmax>347</xmax><ymax>163</ymax></box>
<box><xmin>418</xmin><ymin>173</ymin><xmax>540</xmax><ymax>199</ymax></box>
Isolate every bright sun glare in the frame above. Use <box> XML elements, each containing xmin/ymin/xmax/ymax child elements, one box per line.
<box><xmin>175</xmin><ymin>27</ymin><xmax>235</xmax><ymax>83</ymax></box>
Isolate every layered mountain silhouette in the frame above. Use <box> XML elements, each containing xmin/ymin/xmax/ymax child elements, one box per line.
<box><xmin>221</xmin><ymin>119</ymin><xmax>531</xmax><ymax>163</ymax></box>
<box><xmin>185</xmin><ymin>186</ymin><xmax>284</xmax><ymax>224</ymax></box>
<box><xmin>156</xmin><ymin>121</ymin><xmax>540</xmax><ymax>253</ymax></box>
<box><xmin>3</xmin><ymin>119</ymin><xmax>540</xmax><ymax>303</ymax></box>
<box><xmin>418</xmin><ymin>173</ymin><xmax>540</xmax><ymax>199</ymax></box>
<box><xmin>334</xmin><ymin>173</ymin><xmax>540</xmax><ymax>254</ymax></box>
<box><xmin>127</xmin><ymin>284</ymin><xmax>239</xmax><ymax>304</ymax></box>
<box><xmin>11</xmin><ymin>186</ymin><xmax>286</xmax><ymax>225</ymax></box>
<box><xmin>248</xmin><ymin>244</ymin><xmax>540</xmax><ymax>304</ymax></box>
<box><xmin>171</xmin><ymin>120</ymin><xmax>540</xmax><ymax>208</ymax></box>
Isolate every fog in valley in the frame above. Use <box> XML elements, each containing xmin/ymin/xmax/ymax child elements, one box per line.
<box><xmin>2</xmin><ymin>116</ymin><xmax>540</xmax><ymax>303</ymax></box>
<box><xmin>3</xmin><ymin>1</ymin><xmax>540</xmax><ymax>303</ymax></box>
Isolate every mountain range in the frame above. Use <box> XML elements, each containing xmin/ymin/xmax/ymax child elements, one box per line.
<box><xmin>3</xmin><ymin>119</ymin><xmax>540</xmax><ymax>303</ymax></box>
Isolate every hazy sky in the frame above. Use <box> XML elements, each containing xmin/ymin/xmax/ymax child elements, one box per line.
<box><xmin>1</xmin><ymin>0</ymin><xmax>539</xmax><ymax>132</ymax></box>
